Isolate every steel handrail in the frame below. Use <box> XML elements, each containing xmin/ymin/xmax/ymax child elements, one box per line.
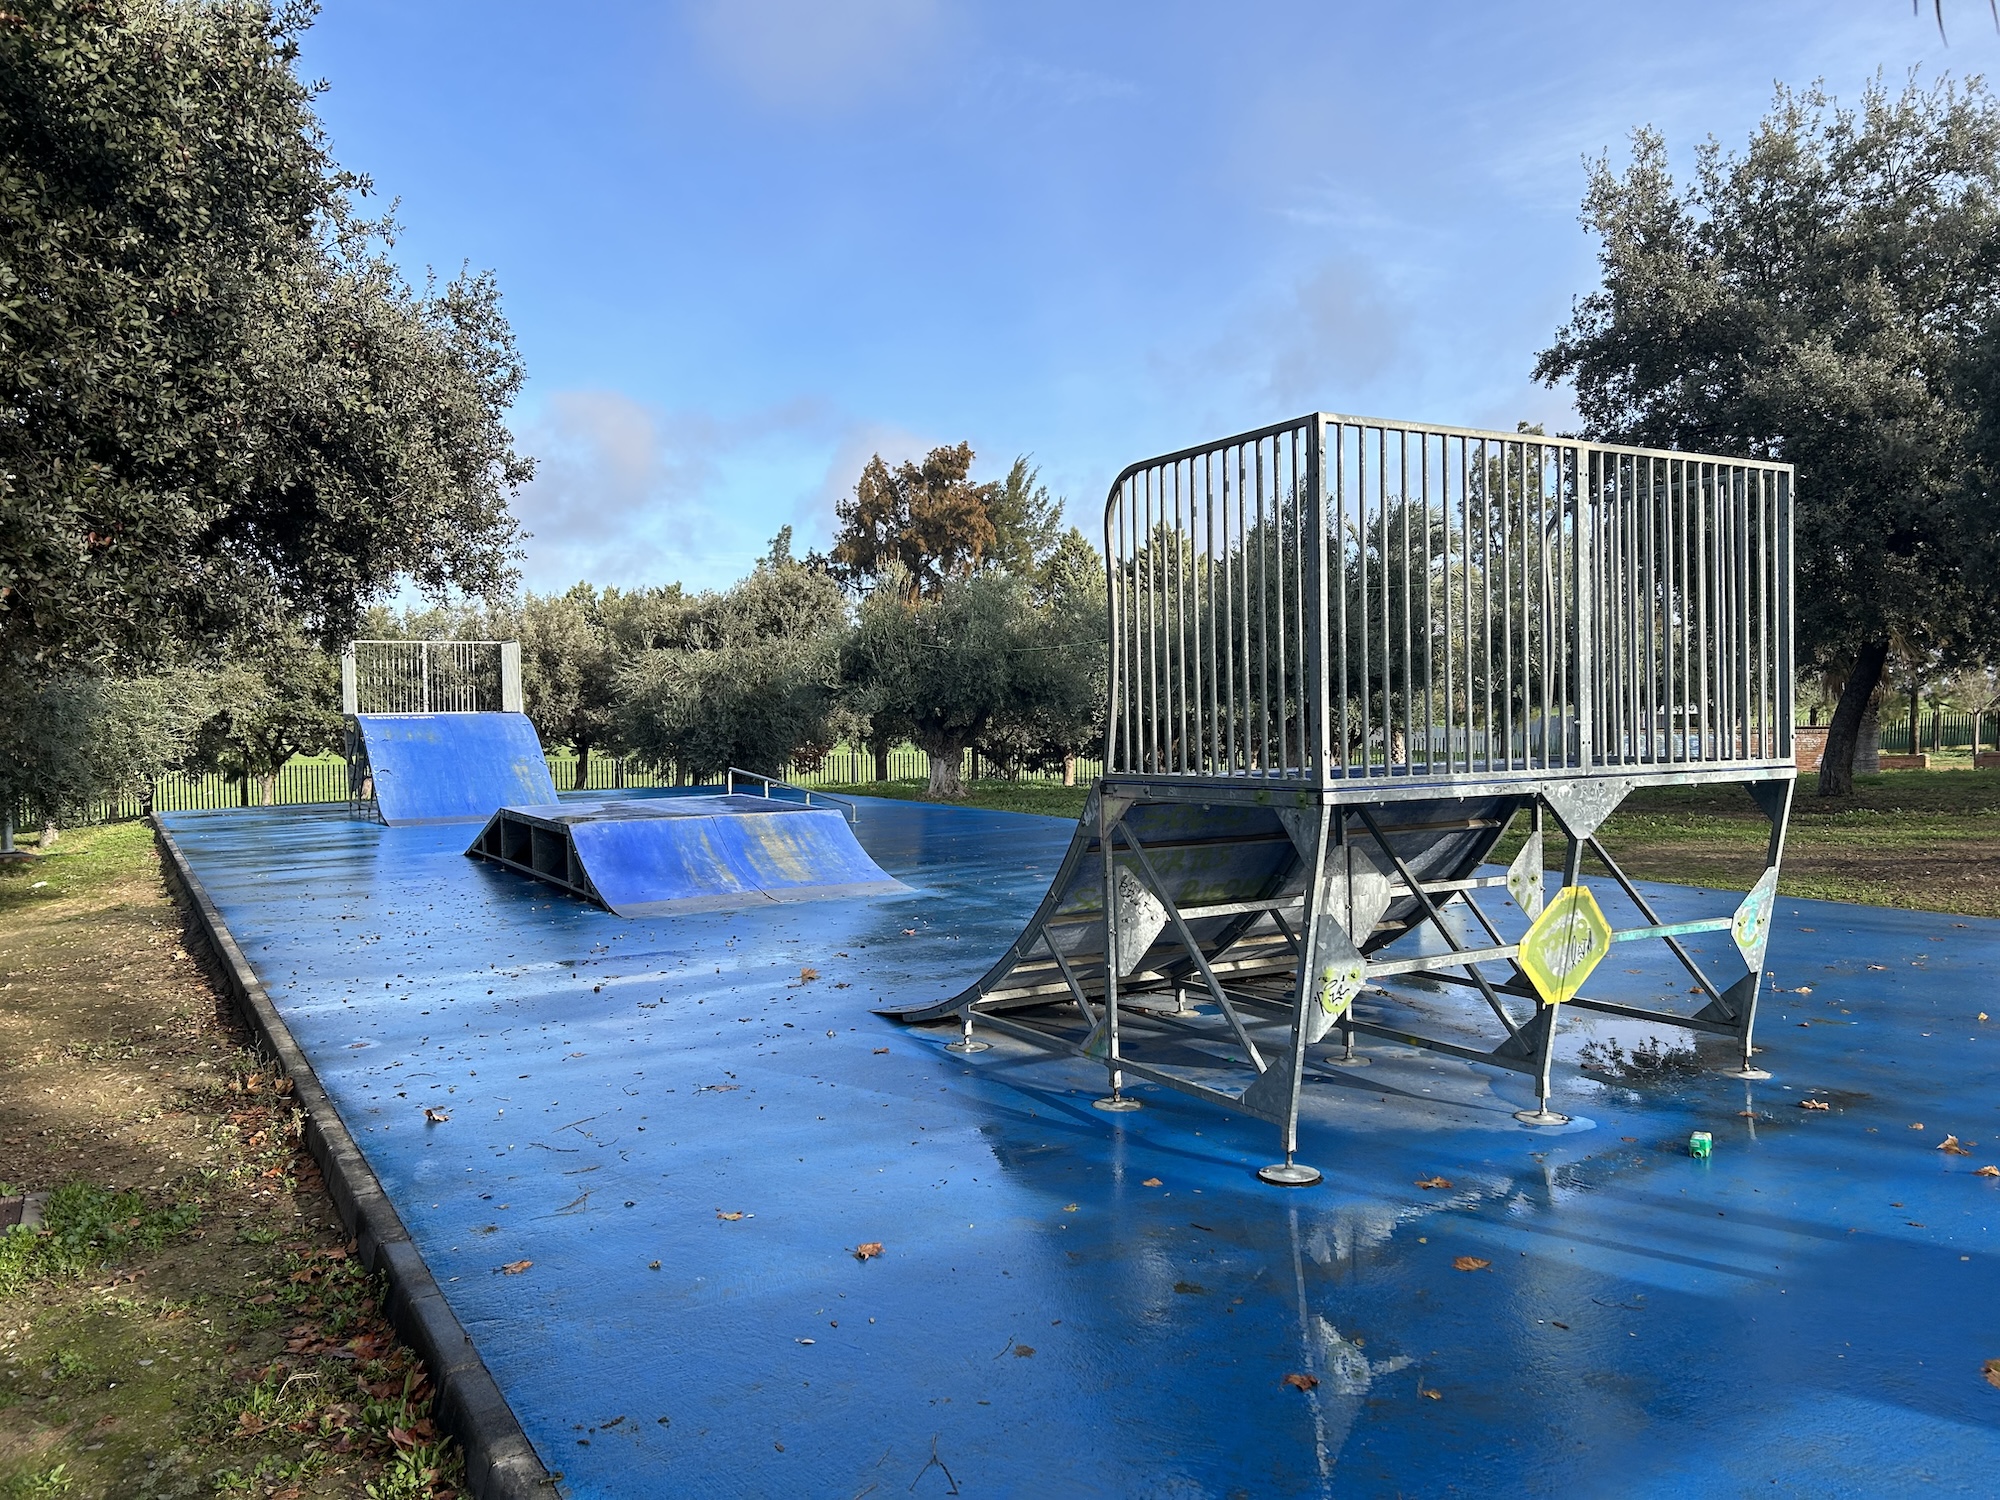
<box><xmin>723</xmin><ymin>767</ymin><xmax>858</xmax><ymax>823</ymax></box>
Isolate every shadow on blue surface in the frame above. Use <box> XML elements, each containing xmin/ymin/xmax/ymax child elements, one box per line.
<box><xmin>161</xmin><ymin>795</ymin><xmax>2000</xmax><ymax>1498</ymax></box>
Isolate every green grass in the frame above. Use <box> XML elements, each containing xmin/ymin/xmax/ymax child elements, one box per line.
<box><xmin>835</xmin><ymin>778</ymin><xmax>1090</xmax><ymax>820</ymax></box>
<box><xmin>0</xmin><ymin>1182</ymin><xmax>200</xmax><ymax>1300</ymax></box>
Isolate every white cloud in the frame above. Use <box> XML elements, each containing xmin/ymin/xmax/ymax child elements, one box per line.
<box><xmin>683</xmin><ymin>0</ymin><xmax>948</xmax><ymax>112</ymax></box>
<box><xmin>509</xmin><ymin>391</ymin><xmax>946</xmax><ymax>594</ymax></box>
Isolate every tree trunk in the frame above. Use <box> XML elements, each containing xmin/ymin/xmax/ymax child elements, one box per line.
<box><xmin>1909</xmin><ymin>677</ymin><xmax>1921</xmax><ymax>756</ymax></box>
<box><xmin>1063</xmin><ymin>753</ymin><xmax>1076</xmax><ymax>787</ymax></box>
<box><xmin>39</xmin><ymin>818</ymin><xmax>58</xmax><ymax>849</ymax></box>
<box><xmin>573</xmin><ymin>745</ymin><xmax>591</xmax><ymax>791</ymax></box>
<box><xmin>926</xmin><ymin>744</ymin><xmax>965</xmax><ymax>799</ymax></box>
<box><xmin>257</xmin><ymin>773</ymin><xmax>276</xmax><ymax>806</ymax></box>
<box><xmin>873</xmin><ymin>742</ymin><xmax>891</xmax><ymax>783</ymax></box>
<box><xmin>1819</xmin><ymin>640</ymin><xmax>1890</xmax><ymax>797</ymax></box>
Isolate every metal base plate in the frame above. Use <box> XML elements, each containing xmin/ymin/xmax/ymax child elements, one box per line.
<box><xmin>1092</xmin><ymin>1096</ymin><xmax>1142</xmax><ymax>1112</ymax></box>
<box><xmin>1722</xmin><ymin>1067</ymin><xmax>1771</xmax><ymax>1080</ymax></box>
<box><xmin>945</xmin><ymin>1040</ymin><xmax>992</xmax><ymax>1053</ymax></box>
<box><xmin>1328</xmin><ymin>1055</ymin><xmax>1370</xmax><ymax>1068</ymax></box>
<box><xmin>1256</xmin><ymin>1162</ymin><xmax>1323</xmax><ymax>1187</ymax></box>
<box><xmin>1513</xmin><ymin>1108</ymin><xmax>1571</xmax><ymax>1126</ymax></box>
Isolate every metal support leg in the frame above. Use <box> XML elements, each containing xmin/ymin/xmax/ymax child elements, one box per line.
<box><xmin>1511</xmin><ymin>825</ymin><xmax>1580</xmax><ymax>1126</ymax></box>
<box><xmin>945</xmin><ymin>1015</ymin><xmax>990</xmax><ymax>1054</ymax></box>
<box><xmin>1093</xmin><ymin>801</ymin><xmax>1140</xmax><ymax>1112</ymax></box>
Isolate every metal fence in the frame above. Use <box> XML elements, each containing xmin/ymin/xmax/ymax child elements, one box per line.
<box><xmin>48</xmin><ymin>746</ymin><xmax>1103</xmax><ymax>829</ymax></box>
<box><xmin>1104</xmin><ymin>413</ymin><xmax>1794</xmax><ymax>784</ymax></box>
<box><xmin>1880</xmin><ymin>711</ymin><xmax>2000</xmax><ymax>754</ymax></box>
<box><xmin>341</xmin><ymin>639</ymin><xmax>522</xmax><ymax>715</ymax></box>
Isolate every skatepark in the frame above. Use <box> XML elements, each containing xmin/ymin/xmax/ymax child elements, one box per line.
<box><xmin>155</xmin><ymin>414</ymin><xmax>2000</xmax><ymax>1496</ymax></box>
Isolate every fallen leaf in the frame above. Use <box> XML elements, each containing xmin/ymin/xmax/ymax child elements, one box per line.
<box><xmin>1415</xmin><ymin>1176</ymin><xmax>1453</xmax><ymax>1190</ymax></box>
<box><xmin>500</xmin><ymin>1260</ymin><xmax>532</xmax><ymax>1275</ymax></box>
<box><xmin>799</xmin><ymin>967</ymin><xmax>819</xmax><ymax>983</ymax></box>
<box><xmin>1282</xmin><ymin>1372</ymin><xmax>1319</xmax><ymax>1392</ymax></box>
<box><xmin>853</xmin><ymin>1242</ymin><xmax>883</xmax><ymax>1261</ymax></box>
<box><xmin>1911</xmin><ymin>1123</ymin><xmax>1925</xmax><ymax>1130</ymax></box>
<box><xmin>902</xmin><ymin>928</ymin><xmax>917</xmax><ymax>936</ymax></box>
<box><xmin>1452</xmin><ymin>1256</ymin><xmax>1491</xmax><ymax>1272</ymax></box>
<box><xmin>717</xmin><ymin>1211</ymin><xmax>744</xmax><ymax>1221</ymax></box>
<box><xmin>796</xmin><ymin>1338</ymin><xmax>815</xmax><ymax>1345</ymax></box>
<box><xmin>1419</xmin><ymin>1385</ymin><xmax>1443</xmax><ymax>1400</ymax></box>
<box><xmin>1799</xmin><ymin>1100</ymin><xmax>1830</xmax><ymax>1111</ymax></box>
<box><xmin>1738</xmin><ymin>1110</ymin><xmax>1758</xmax><ymax>1118</ymax></box>
<box><xmin>1142</xmin><ymin>1177</ymin><xmax>1163</xmax><ymax>1187</ymax></box>
<box><xmin>423</xmin><ymin>1107</ymin><xmax>450</xmax><ymax>1124</ymax></box>
<box><xmin>1938</xmin><ymin>1135</ymin><xmax>1972</xmax><ymax>1156</ymax></box>
<box><xmin>1975</xmin><ymin>1166</ymin><xmax>1999</xmax><ymax>1177</ymax></box>
<box><xmin>1551</xmin><ymin>1321</ymin><xmax>1570</xmax><ymax>1330</ymax></box>
<box><xmin>648</xmin><ymin>1260</ymin><xmax>661</xmax><ymax>1269</ymax></box>
<box><xmin>1173</xmin><ymin>1281</ymin><xmax>1207</xmax><ymax>1295</ymax></box>
<box><xmin>1986</xmin><ymin>1359</ymin><xmax>2000</xmax><ymax>1390</ymax></box>
<box><xmin>1063</xmin><ymin>1204</ymin><xmax>1079</xmax><ymax>1213</ymax></box>
<box><xmin>872</xmin><ymin>1047</ymin><xmax>889</xmax><ymax>1055</ymax></box>
<box><xmin>1014</xmin><ymin>1344</ymin><xmax>1035</xmax><ymax>1357</ymax></box>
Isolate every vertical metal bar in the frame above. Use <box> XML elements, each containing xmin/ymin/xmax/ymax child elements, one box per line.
<box><xmin>1255</xmin><ymin>442</ymin><xmax>1271</xmax><ymax>775</ymax></box>
<box><xmin>1203</xmin><ymin>452</ymin><xmax>1218</xmax><ymax>774</ymax></box>
<box><xmin>1377</xmin><ymin>427</ymin><xmax>1392</xmax><ymax>772</ymax></box>
<box><xmin>1356</xmin><ymin>428</ymin><xmax>1372</xmax><ymax>773</ymax></box>
<box><xmin>1333</xmin><ymin>424</ymin><xmax>1351</xmax><ymax>775</ymax></box>
<box><xmin>1305</xmin><ymin>420</ymin><xmax>1329</xmax><ymax>785</ymax></box>
<box><xmin>1172</xmin><ymin>459</ymin><xmax>1187</xmax><ymax>773</ymax></box>
<box><xmin>1224</xmin><ymin>449</ymin><xmax>1239</xmax><ymax>775</ymax></box>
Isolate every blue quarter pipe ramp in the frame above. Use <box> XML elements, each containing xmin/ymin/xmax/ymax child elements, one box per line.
<box><xmin>354</xmin><ymin>713</ymin><xmax>559</xmax><ymax>826</ymax></box>
<box><xmin>465</xmin><ymin>795</ymin><xmax>909</xmax><ymax>915</ymax></box>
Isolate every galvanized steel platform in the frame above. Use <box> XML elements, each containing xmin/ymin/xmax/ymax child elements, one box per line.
<box><xmin>161</xmin><ymin>795</ymin><xmax>2000</xmax><ymax>1497</ymax></box>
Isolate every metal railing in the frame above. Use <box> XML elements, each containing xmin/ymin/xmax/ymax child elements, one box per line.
<box><xmin>1104</xmin><ymin>413</ymin><xmax>1794</xmax><ymax>785</ymax></box>
<box><xmin>340</xmin><ymin>640</ymin><xmax>523</xmax><ymax>715</ymax></box>
<box><xmin>724</xmin><ymin>767</ymin><xmax>859</xmax><ymax>822</ymax></box>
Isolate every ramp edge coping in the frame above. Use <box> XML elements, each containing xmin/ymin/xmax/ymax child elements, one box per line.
<box><xmin>150</xmin><ymin>815</ymin><xmax>556</xmax><ymax>1500</ymax></box>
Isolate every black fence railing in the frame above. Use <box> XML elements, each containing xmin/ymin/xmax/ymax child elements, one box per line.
<box><xmin>1878</xmin><ymin>711</ymin><xmax>1999</xmax><ymax>755</ymax></box>
<box><xmin>35</xmin><ymin>746</ymin><xmax>1105</xmax><ymax>830</ymax></box>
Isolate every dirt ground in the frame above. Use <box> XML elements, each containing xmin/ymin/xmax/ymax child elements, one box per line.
<box><xmin>0</xmin><ymin>823</ymin><xmax>461</xmax><ymax>1500</ymax></box>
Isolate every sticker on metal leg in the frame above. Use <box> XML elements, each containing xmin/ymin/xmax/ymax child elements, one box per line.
<box><xmin>1731</xmin><ymin>867</ymin><xmax>1779</xmax><ymax>973</ymax></box>
<box><xmin>1517</xmin><ymin>885</ymin><xmax>1613</xmax><ymax>1006</ymax></box>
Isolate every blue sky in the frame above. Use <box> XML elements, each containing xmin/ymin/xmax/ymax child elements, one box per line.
<box><xmin>299</xmin><ymin>1</ymin><xmax>1987</xmax><ymax>595</ymax></box>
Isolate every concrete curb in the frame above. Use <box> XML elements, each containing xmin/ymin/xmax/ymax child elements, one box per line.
<box><xmin>151</xmin><ymin>815</ymin><xmax>555</xmax><ymax>1500</ymax></box>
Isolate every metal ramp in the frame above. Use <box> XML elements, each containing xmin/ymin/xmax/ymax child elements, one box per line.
<box><xmin>465</xmin><ymin>795</ymin><xmax>909</xmax><ymax>916</ymax></box>
<box><xmin>881</xmin><ymin>411</ymin><xmax>1798</xmax><ymax>1186</ymax></box>
<box><xmin>350</xmin><ymin>712</ymin><xmax>558</xmax><ymax>826</ymax></box>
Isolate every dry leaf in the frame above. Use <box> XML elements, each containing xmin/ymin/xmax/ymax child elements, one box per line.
<box><xmin>1910</xmin><ymin>1123</ymin><xmax>1925</xmax><ymax>1130</ymax></box>
<box><xmin>717</xmin><ymin>1210</ymin><xmax>745</xmax><ymax>1221</ymax></box>
<box><xmin>1142</xmin><ymin>1177</ymin><xmax>1163</xmax><ymax>1187</ymax></box>
<box><xmin>1799</xmin><ymin>1100</ymin><xmax>1830</xmax><ymax>1111</ymax></box>
<box><xmin>1986</xmin><ymin>1358</ymin><xmax>2000</xmax><ymax>1390</ymax></box>
<box><xmin>1282</xmin><ymin>1372</ymin><xmax>1319</xmax><ymax>1391</ymax></box>
<box><xmin>1980</xmin><ymin>1013</ymin><xmax>1990</xmax><ymax>1022</ymax></box>
<box><xmin>1014</xmin><ymin>1344</ymin><xmax>1035</xmax><ymax>1357</ymax></box>
<box><xmin>853</xmin><ymin>1242</ymin><xmax>883</xmax><ymax>1261</ymax></box>
<box><xmin>799</xmin><ymin>967</ymin><xmax>819</xmax><ymax>982</ymax></box>
<box><xmin>1415</xmin><ymin>1176</ymin><xmax>1452</xmax><ymax>1190</ymax></box>
<box><xmin>1063</xmin><ymin>1204</ymin><xmax>1079</xmax><ymax>1212</ymax></box>
<box><xmin>1975</xmin><ymin>1166</ymin><xmax>1999</xmax><ymax>1177</ymax></box>
<box><xmin>1938</xmin><ymin>1135</ymin><xmax>1972</xmax><ymax>1156</ymax></box>
<box><xmin>423</xmin><ymin>1107</ymin><xmax>450</xmax><ymax>1124</ymax></box>
<box><xmin>872</xmin><ymin>1047</ymin><xmax>889</xmax><ymax>1054</ymax></box>
<box><xmin>901</xmin><ymin>928</ymin><xmax>917</xmax><ymax>936</ymax></box>
<box><xmin>796</xmin><ymin>1337</ymin><xmax>815</xmax><ymax>1345</ymax></box>
<box><xmin>1419</xmin><ymin>1385</ymin><xmax>1442</xmax><ymax>1400</ymax></box>
<box><xmin>1452</xmin><ymin>1256</ymin><xmax>1491</xmax><ymax>1272</ymax></box>
<box><xmin>1868</xmin><ymin>963</ymin><xmax>1889</xmax><ymax>971</ymax></box>
<box><xmin>499</xmin><ymin>1260</ymin><xmax>532</xmax><ymax>1275</ymax></box>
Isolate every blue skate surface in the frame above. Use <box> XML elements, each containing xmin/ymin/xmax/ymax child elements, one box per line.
<box><xmin>356</xmin><ymin>712</ymin><xmax>558</xmax><ymax>825</ymax></box>
<box><xmin>160</xmin><ymin>794</ymin><xmax>2000</xmax><ymax>1498</ymax></box>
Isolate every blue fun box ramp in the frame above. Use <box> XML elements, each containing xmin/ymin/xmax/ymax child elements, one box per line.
<box><xmin>464</xmin><ymin>794</ymin><xmax>910</xmax><ymax>915</ymax></box>
<box><xmin>354</xmin><ymin>712</ymin><xmax>559</xmax><ymax>826</ymax></box>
